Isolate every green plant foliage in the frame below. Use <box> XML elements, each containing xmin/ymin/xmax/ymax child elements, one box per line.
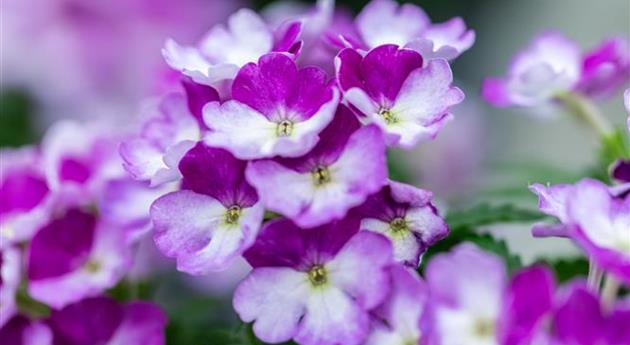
<box><xmin>537</xmin><ymin>257</ymin><xmax>589</xmax><ymax>283</ymax></box>
<box><xmin>445</xmin><ymin>203</ymin><xmax>548</xmax><ymax>232</ymax></box>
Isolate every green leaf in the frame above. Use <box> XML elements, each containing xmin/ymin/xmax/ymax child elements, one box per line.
<box><xmin>590</xmin><ymin>128</ymin><xmax>630</xmax><ymax>183</ymax></box>
<box><xmin>445</xmin><ymin>203</ymin><xmax>548</xmax><ymax>232</ymax></box>
<box><xmin>537</xmin><ymin>257</ymin><xmax>589</xmax><ymax>283</ymax></box>
<box><xmin>387</xmin><ymin>149</ymin><xmax>414</xmax><ymax>184</ymax></box>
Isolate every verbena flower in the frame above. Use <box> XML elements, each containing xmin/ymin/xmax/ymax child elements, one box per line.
<box><xmin>337</xmin><ymin>44</ymin><xmax>464</xmax><ymax>148</ymax></box>
<box><xmin>163</xmin><ymin>9</ymin><xmax>302</xmax><ymax>96</ymax></box>
<box><xmin>151</xmin><ymin>142</ymin><xmax>264</xmax><ymax>274</ymax></box>
<box><xmin>364</xmin><ymin>265</ymin><xmax>427</xmax><ymax>345</ymax></box>
<box><xmin>531</xmin><ymin>179</ymin><xmax>630</xmax><ymax>284</ymax></box>
<box><xmin>27</xmin><ymin>205</ymin><xmax>132</xmax><ymax>309</ymax></box>
<box><xmin>246</xmin><ymin>106</ymin><xmax>387</xmax><ymax>227</ymax></box>
<box><xmin>48</xmin><ymin>296</ymin><xmax>166</xmax><ymax>345</ymax></box>
<box><xmin>482</xmin><ymin>31</ymin><xmax>581</xmax><ymax>109</ymax></box>
<box><xmin>356</xmin><ymin>180</ymin><xmax>448</xmax><ymax>267</ymax></box>
<box><xmin>0</xmin><ymin>315</ymin><xmax>52</xmax><ymax>345</ymax></box>
<box><xmin>350</xmin><ymin>0</ymin><xmax>475</xmax><ymax>61</ymax></box>
<box><xmin>204</xmin><ymin>53</ymin><xmax>339</xmax><ymax>159</ymax></box>
<box><xmin>120</xmin><ymin>92</ymin><xmax>203</xmax><ymax>187</ymax></box>
<box><xmin>577</xmin><ymin>37</ymin><xmax>630</xmax><ymax>99</ymax></box>
<box><xmin>234</xmin><ymin>217</ymin><xmax>393</xmax><ymax>345</ymax></box>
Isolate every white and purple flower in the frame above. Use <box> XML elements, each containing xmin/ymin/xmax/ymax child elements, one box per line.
<box><xmin>120</xmin><ymin>92</ymin><xmax>203</xmax><ymax>187</ymax></box>
<box><xmin>0</xmin><ymin>247</ymin><xmax>20</xmax><ymax>328</ymax></box>
<box><xmin>47</xmin><ymin>296</ymin><xmax>166</xmax><ymax>345</ymax></box>
<box><xmin>577</xmin><ymin>37</ymin><xmax>630</xmax><ymax>99</ymax></box>
<box><xmin>356</xmin><ymin>181</ymin><xmax>448</xmax><ymax>267</ymax></box>
<box><xmin>151</xmin><ymin>142</ymin><xmax>264</xmax><ymax>275</ymax></box>
<box><xmin>163</xmin><ymin>8</ymin><xmax>302</xmax><ymax>96</ymax></box>
<box><xmin>204</xmin><ymin>52</ymin><xmax>339</xmax><ymax>159</ymax></box>
<box><xmin>234</xmin><ymin>217</ymin><xmax>393</xmax><ymax>345</ymax></box>
<box><xmin>246</xmin><ymin>106</ymin><xmax>387</xmax><ymax>227</ymax></box>
<box><xmin>337</xmin><ymin>44</ymin><xmax>464</xmax><ymax>148</ymax></box>
<box><xmin>351</xmin><ymin>0</ymin><xmax>475</xmax><ymax>61</ymax></box>
<box><xmin>27</xmin><ymin>206</ymin><xmax>132</xmax><ymax>309</ymax></box>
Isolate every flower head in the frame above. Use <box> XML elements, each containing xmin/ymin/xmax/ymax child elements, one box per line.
<box><xmin>356</xmin><ymin>181</ymin><xmax>448</xmax><ymax>267</ymax></box>
<box><xmin>234</xmin><ymin>217</ymin><xmax>393</xmax><ymax>345</ymax></box>
<box><xmin>577</xmin><ymin>37</ymin><xmax>630</xmax><ymax>99</ymax></box>
<box><xmin>337</xmin><ymin>44</ymin><xmax>464</xmax><ymax>147</ymax></box>
<box><xmin>151</xmin><ymin>142</ymin><xmax>264</xmax><ymax>274</ymax></box>
<box><xmin>204</xmin><ymin>52</ymin><xmax>339</xmax><ymax>159</ymax></box>
<box><xmin>246</xmin><ymin>106</ymin><xmax>387</xmax><ymax>227</ymax></box>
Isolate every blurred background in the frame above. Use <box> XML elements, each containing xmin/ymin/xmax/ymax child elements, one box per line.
<box><xmin>1</xmin><ymin>0</ymin><xmax>628</xmax><ymax>343</ymax></box>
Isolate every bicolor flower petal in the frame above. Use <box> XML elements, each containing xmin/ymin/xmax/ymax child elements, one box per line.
<box><xmin>120</xmin><ymin>93</ymin><xmax>202</xmax><ymax>187</ymax></box>
<box><xmin>337</xmin><ymin>45</ymin><xmax>464</xmax><ymax>148</ymax></box>
<box><xmin>406</xmin><ymin>17</ymin><xmax>476</xmax><ymax>61</ymax></box>
<box><xmin>204</xmin><ymin>53</ymin><xmax>339</xmax><ymax>159</ymax></box>
<box><xmin>357</xmin><ymin>181</ymin><xmax>448</xmax><ymax>267</ymax></box>
<box><xmin>151</xmin><ymin>142</ymin><xmax>264</xmax><ymax>274</ymax></box>
<box><xmin>0</xmin><ymin>248</ymin><xmax>20</xmax><ymax>328</ymax></box>
<box><xmin>577</xmin><ymin>37</ymin><xmax>630</xmax><ymax>99</ymax></box>
<box><xmin>234</xmin><ymin>217</ymin><xmax>393</xmax><ymax>345</ymax></box>
<box><xmin>246</xmin><ymin>106</ymin><xmax>387</xmax><ymax>227</ymax></box>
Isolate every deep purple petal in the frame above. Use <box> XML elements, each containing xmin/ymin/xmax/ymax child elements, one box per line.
<box><xmin>552</xmin><ymin>282</ymin><xmax>605</xmax><ymax>344</ymax></box>
<box><xmin>181</xmin><ymin>77</ymin><xmax>220</xmax><ymax>126</ymax></box>
<box><xmin>243</xmin><ymin>217</ymin><xmax>360</xmax><ymax>270</ymax></box>
<box><xmin>179</xmin><ymin>142</ymin><xmax>257</xmax><ymax>207</ymax></box>
<box><xmin>612</xmin><ymin>160</ymin><xmax>630</xmax><ymax>183</ymax></box>
<box><xmin>0</xmin><ymin>171</ymin><xmax>48</xmax><ymax>217</ymax></box>
<box><xmin>232</xmin><ymin>53</ymin><xmax>334</xmax><ymax>121</ymax></box>
<box><xmin>578</xmin><ymin>37</ymin><xmax>630</xmax><ymax>99</ymax></box>
<box><xmin>27</xmin><ymin>209</ymin><xmax>96</xmax><ymax>280</ymax></box>
<box><xmin>50</xmin><ymin>297</ymin><xmax>123</xmax><ymax>345</ymax></box>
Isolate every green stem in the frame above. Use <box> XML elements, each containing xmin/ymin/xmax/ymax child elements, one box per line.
<box><xmin>587</xmin><ymin>259</ymin><xmax>604</xmax><ymax>292</ymax></box>
<box><xmin>556</xmin><ymin>92</ymin><xmax>613</xmax><ymax>138</ymax></box>
<box><xmin>601</xmin><ymin>274</ymin><xmax>620</xmax><ymax>311</ymax></box>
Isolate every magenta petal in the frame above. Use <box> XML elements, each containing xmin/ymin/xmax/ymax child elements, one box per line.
<box><xmin>181</xmin><ymin>77</ymin><xmax>220</xmax><ymax>126</ymax></box>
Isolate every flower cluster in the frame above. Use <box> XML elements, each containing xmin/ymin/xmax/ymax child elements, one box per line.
<box><xmin>0</xmin><ymin>121</ymin><xmax>167</xmax><ymax>343</ymax></box>
<box><xmin>120</xmin><ymin>0</ymin><xmax>470</xmax><ymax>343</ymax></box>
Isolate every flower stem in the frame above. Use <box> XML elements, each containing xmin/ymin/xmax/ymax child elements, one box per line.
<box><xmin>556</xmin><ymin>92</ymin><xmax>613</xmax><ymax>138</ymax></box>
<box><xmin>587</xmin><ymin>259</ymin><xmax>604</xmax><ymax>292</ymax></box>
<box><xmin>601</xmin><ymin>274</ymin><xmax>620</xmax><ymax>311</ymax></box>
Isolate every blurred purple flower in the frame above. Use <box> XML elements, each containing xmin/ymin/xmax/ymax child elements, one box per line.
<box><xmin>246</xmin><ymin>106</ymin><xmax>387</xmax><ymax>227</ymax></box>
<box><xmin>234</xmin><ymin>217</ymin><xmax>393</xmax><ymax>345</ymax></box>
<box><xmin>0</xmin><ymin>248</ymin><xmax>21</xmax><ymax>328</ymax></box>
<box><xmin>577</xmin><ymin>37</ymin><xmax>630</xmax><ymax>100</ymax></box>
<box><xmin>0</xmin><ymin>315</ymin><xmax>52</xmax><ymax>345</ymax></box>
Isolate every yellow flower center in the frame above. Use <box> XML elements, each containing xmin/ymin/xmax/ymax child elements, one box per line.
<box><xmin>225</xmin><ymin>205</ymin><xmax>242</xmax><ymax>225</ymax></box>
<box><xmin>378</xmin><ymin>108</ymin><xmax>398</xmax><ymax>125</ymax></box>
<box><xmin>307</xmin><ymin>265</ymin><xmax>328</xmax><ymax>286</ymax></box>
<box><xmin>276</xmin><ymin>120</ymin><xmax>294</xmax><ymax>137</ymax></box>
<box><xmin>390</xmin><ymin>217</ymin><xmax>408</xmax><ymax>234</ymax></box>
<box><xmin>311</xmin><ymin>166</ymin><xmax>332</xmax><ymax>186</ymax></box>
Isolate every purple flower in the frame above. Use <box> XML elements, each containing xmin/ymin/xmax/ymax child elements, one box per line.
<box><xmin>48</xmin><ymin>296</ymin><xmax>166</xmax><ymax>345</ymax></box>
<box><xmin>233</xmin><ymin>217</ymin><xmax>393</xmax><ymax>345</ymax></box>
<box><xmin>364</xmin><ymin>265</ymin><xmax>428</xmax><ymax>345</ymax></box>
<box><xmin>120</xmin><ymin>93</ymin><xmax>203</xmax><ymax>187</ymax></box>
<box><xmin>151</xmin><ymin>142</ymin><xmax>264</xmax><ymax>274</ymax></box>
<box><xmin>566</xmin><ymin>179</ymin><xmax>630</xmax><ymax>284</ymax></box>
<box><xmin>204</xmin><ymin>53</ymin><xmax>339</xmax><ymax>159</ymax></box>
<box><xmin>0</xmin><ymin>147</ymin><xmax>51</xmax><ymax>248</ymax></box>
<box><xmin>337</xmin><ymin>45</ymin><xmax>464</xmax><ymax>148</ymax></box>
<box><xmin>625</xmin><ymin>88</ymin><xmax>630</xmax><ymax>131</ymax></box>
<box><xmin>529</xmin><ymin>183</ymin><xmax>572</xmax><ymax>238</ymax></box>
<box><xmin>577</xmin><ymin>37</ymin><xmax>630</xmax><ymax>99</ymax></box>
<box><xmin>27</xmin><ymin>207</ymin><xmax>132</xmax><ymax>309</ymax></box>
<box><xmin>482</xmin><ymin>31</ymin><xmax>581</xmax><ymax>108</ymax></box>
<box><xmin>0</xmin><ymin>248</ymin><xmax>20</xmax><ymax>328</ymax></box>
<box><xmin>353</xmin><ymin>0</ymin><xmax>474</xmax><ymax>61</ymax></box>
<box><xmin>0</xmin><ymin>315</ymin><xmax>52</xmax><ymax>345</ymax></box>
<box><xmin>612</xmin><ymin>160</ymin><xmax>630</xmax><ymax>184</ymax></box>
<box><xmin>246</xmin><ymin>106</ymin><xmax>387</xmax><ymax>227</ymax></box>
<box><xmin>163</xmin><ymin>9</ymin><xmax>301</xmax><ymax>96</ymax></box>
<box><xmin>356</xmin><ymin>181</ymin><xmax>448</xmax><ymax>267</ymax></box>
<box><xmin>425</xmin><ymin>244</ymin><xmax>507</xmax><ymax>345</ymax></box>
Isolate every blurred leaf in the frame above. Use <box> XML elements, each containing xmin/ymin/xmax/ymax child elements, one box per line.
<box><xmin>16</xmin><ymin>287</ymin><xmax>50</xmax><ymax>319</ymax></box>
<box><xmin>107</xmin><ymin>279</ymin><xmax>156</xmax><ymax>302</ymax></box>
<box><xmin>387</xmin><ymin>149</ymin><xmax>414</xmax><ymax>183</ymax></box>
<box><xmin>445</xmin><ymin>203</ymin><xmax>548</xmax><ymax>232</ymax></box>
<box><xmin>537</xmin><ymin>257</ymin><xmax>589</xmax><ymax>284</ymax></box>
<box><xmin>0</xmin><ymin>89</ymin><xmax>37</xmax><ymax>147</ymax></box>
<box><xmin>589</xmin><ymin>128</ymin><xmax>630</xmax><ymax>183</ymax></box>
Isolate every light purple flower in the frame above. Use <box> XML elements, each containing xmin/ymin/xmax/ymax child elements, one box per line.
<box><xmin>246</xmin><ymin>106</ymin><xmax>387</xmax><ymax>227</ymax></box>
<box><xmin>0</xmin><ymin>248</ymin><xmax>20</xmax><ymax>328</ymax></box>
<box><xmin>204</xmin><ymin>53</ymin><xmax>339</xmax><ymax>159</ymax></box>
<box><xmin>27</xmin><ymin>207</ymin><xmax>132</xmax><ymax>309</ymax></box>
<box><xmin>234</xmin><ymin>217</ymin><xmax>393</xmax><ymax>345</ymax></box>
<box><xmin>163</xmin><ymin>8</ymin><xmax>301</xmax><ymax>95</ymax></box>
<box><xmin>0</xmin><ymin>315</ymin><xmax>52</xmax><ymax>345</ymax></box>
<box><xmin>625</xmin><ymin>88</ymin><xmax>630</xmax><ymax>131</ymax></box>
<box><xmin>566</xmin><ymin>179</ymin><xmax>630</xmax><ymax>284</ymax></box>
<box><xmin>425</xmin><ymin>243</ymin><xmax>506</xmax><ymax>345</ymax></box>
<box><xmin>120</xmin><ymin>92</ymin><xmax>203</xmax><ymax>187</ymax></box>
<box><xmin>48</xmin><ymin>296</ymin><xmax>166</xmax><ymax>345</ymax></box>
<box><xmin>529</xmin><ymin>182</ymin><xmax>572</xmax><ymax>238</ymax></box>
<box><xmin>0</xmin><ymin>147</ymin><xmax>51</xmax><ymax>248</ymax></box>
<box><xmin>337</xmin><ymin>44</ymin><xmax>464</xmax><ymax>148</ymax></box>
<box><xmin>353</xmin><ymin>0</ymin><xmax>474</xmax><ymax>61</ymax></box>
<box><xmin>483</xmin><ymin>31</ymin><xmax>581</xmax><ymax>108</ymax></box>
<box><xmin>577</xmin><ymin>37</ymin><xmax>630</xmax><ymax>99</ymax></box>
<box><xmin>365</xmin><ymin>265</ymin><xmax>427</xmax><ymax>345</ymax></box>
<box><xmin>151</xmin><ymin>142</ymin><xmax>264</xmax><ymax>274</ymax></box>
<box><xmin>356</xmin><ymin>181</ymin><xmax>448</xmax><ymax>267</ymax></box>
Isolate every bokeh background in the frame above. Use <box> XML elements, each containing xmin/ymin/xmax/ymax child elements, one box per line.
<box><xmin>1</xmin><ymin>0</ymin><xmax>629</xmax><ymax>343</ymax></box>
